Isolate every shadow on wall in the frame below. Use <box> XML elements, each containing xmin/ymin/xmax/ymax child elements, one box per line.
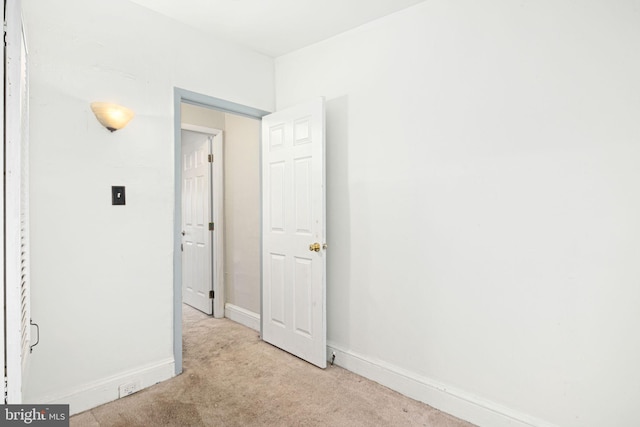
<box><xmin>326</xmin><ymin>95</ymin><xmax>351</xmax><ymax>347</ymax></box>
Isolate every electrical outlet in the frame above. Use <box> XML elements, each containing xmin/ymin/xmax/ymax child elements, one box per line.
<box><xmin>119</xmin><ymin>381</ymin><xmax>141</xmax><ymax>398</ymax></box>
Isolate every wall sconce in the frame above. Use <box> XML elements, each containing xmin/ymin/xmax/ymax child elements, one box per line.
<box><xmin>90</xmin><ymin>102</ymin><xmax>135</xmax><ymax>132</ymax></box>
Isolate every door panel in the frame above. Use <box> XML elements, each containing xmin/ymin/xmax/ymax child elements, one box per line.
<box><xmin>5</xmin><ymin>0</ymin><xmax>30</xmax><ymax>403</ymax></box>
<box><xmin>262</xmin><ymin>98</ymin><xmax>326</xmax><ymax>368</ymax></box>
<box><xmin>181</xmin><ymin>130</ymin><xmax>213</xmax><ymax>315</ymax></box>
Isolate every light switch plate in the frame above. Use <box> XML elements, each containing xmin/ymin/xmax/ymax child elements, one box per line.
<box><xmin>112</xmin><ymin>186</ymin><xmax>125</xmax><ymax>205</ymax></box>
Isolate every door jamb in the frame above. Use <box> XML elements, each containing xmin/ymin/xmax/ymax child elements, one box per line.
<box><xmin>180</xmin><ymin>124</ymin><xmax>224</xmax><ymax>318</ymax></box>
<box><xmin>173</xmin><ymin>87</ymin><xmax>269</xmax><ymax>375</ymax></box>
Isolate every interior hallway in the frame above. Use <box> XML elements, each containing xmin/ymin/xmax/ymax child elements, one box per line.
<box><xmin>71</xmin><ymin>305</ymin><xmax>475</xmax><ymax>426</ymax></box>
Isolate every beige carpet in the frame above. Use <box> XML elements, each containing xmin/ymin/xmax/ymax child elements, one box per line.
<box><xmin>71</xmin><ymin>305</ymin><xmax>475</xmax><ymax>427</ymax></box>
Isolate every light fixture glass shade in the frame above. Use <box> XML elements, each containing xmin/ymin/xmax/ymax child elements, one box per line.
<box><xmin>90</xmin><ymin>102</ymin><xmax>135</xmax><ymax>132</ymax></box>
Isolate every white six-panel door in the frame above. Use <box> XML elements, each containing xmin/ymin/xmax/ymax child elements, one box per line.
<box><xmin>262</xmin><ymin>98</ymin><xmax>326</xmax><ymax>368</ymax></box>
<box><xmin>181</xmin><ymin>130</ymin><xmax>214</xmax><ymax>315</ymax></box>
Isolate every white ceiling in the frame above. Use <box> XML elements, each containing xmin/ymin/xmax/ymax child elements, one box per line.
<box><xmin>128</xmin><ymin>0</ymin><xmax>426</xmax><ymax>57</ymax></box>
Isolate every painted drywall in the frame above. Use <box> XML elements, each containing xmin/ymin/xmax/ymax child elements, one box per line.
<box><xmin>22</xmin><ymin>0</ymin><xmax>273</xmax><ymax>412</ymax></box>
<box><xmin>223</xmin><ymin>113</ymin><xmax>261</xmax><ymax>314</ymax></box>
<box><xmin>276</xmin><ymin>1</ymin><xmax>640</xmax><ymax>426</ymax></box>
<box><xmin>181</xmin><ymin>103</ymin><xmax>225</xmax><ymax>130</ymax></box>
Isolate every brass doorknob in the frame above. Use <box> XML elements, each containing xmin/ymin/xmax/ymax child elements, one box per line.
<box><xmin>309</xmin><ymin>243</ymin><xmax>321</xmax><ymax>252</ymax></box>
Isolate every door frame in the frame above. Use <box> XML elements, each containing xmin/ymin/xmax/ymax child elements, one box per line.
<box><xmin>173</xmin><ymin>87</ymin><xmax>269</xmax><ymax>375</ymax></box>
<box><xmin>180</xmin><ymin>124</ymin><xmax>224</xmax><ymax>317</ymax></box>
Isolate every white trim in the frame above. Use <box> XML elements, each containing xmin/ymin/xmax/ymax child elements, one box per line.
<box><xmin>212</xmin><ymin>132</ymin><xmax>225</xmax><ymax>318</ymax></box>
<box><xmin>224</xmin><ymin>303</ymin><xmax>260</xmax><ymax>332</ymax></box>
<box><xmin>327</xmin><ymin>343</ymin><xmax>559</xmax><ymax>427</ymax></box>
<box><xmin>179</xmin><ymin>124</ymin><xmax>225</xmax><ymax>318</ymax></box>
<box><xmin>180</xmin><ymin>123</ymin><xmax>220</xmax><ymax>135</ymax></box>
<box><xmin>30</xmin><ymin>358</ymin><xmax>175</xmax><ymax>416</ymax></box>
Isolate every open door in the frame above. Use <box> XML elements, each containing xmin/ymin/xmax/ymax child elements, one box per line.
<box><xmin>261</xmin><ymin>98</ymin><xmax>326</xmax><ymax>368</ymax></box>
<box><xmin>4</xmin><ymin>0</ymin><xmax>31</xmax><ymax>403</ymax></box>
<box><xmin>181</xmin><ymin>130</ymin><xmax>215</xmax><ymax>315</ymax></box>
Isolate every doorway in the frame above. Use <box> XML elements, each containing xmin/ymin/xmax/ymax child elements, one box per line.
<box><xmin>173</xmin><ymin>88</ymin><xmax>269</xmax><ymax>374</ymax></box>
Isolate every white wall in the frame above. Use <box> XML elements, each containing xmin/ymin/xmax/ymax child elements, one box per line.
<box><xmin>22</xmin><ymin>0</ymin><xmax>273</xmax><ymax>413</ymax></box>
<box><xmin>276</xmin><ymin>1</ymin><xmax>640</xmax><ymax>426</ymax></box>
<box><xmin>223</xmin><ymin>113</ymin><xmax>261</xmax><ymax>315</ymax></box>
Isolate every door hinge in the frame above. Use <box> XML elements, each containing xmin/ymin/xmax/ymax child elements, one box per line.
<box><xmin>181</xmin><ymin>243</ymin><xmax>183</xmax><ymax>252</ymax></box>
<box><xmin>209</xmin><ymin>290</ymin><xmax>214</xmax><ymax>299</ymax></box>
<box><xmin>208</xmin><ymin>154</ymin><xmax>214</xmax><ymax>163</ymax></box>
<box><xmin>209</xmin><ymin>222</ymin><xmax>214</xmax><ymax>231</ymax></box>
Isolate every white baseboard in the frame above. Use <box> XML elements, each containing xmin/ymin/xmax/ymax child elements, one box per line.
<box><xmin>29</xmin><ymin>358</ymin><xmax>175</xmax><ymax>416</ymax></box>
<box><xmin>327</xmin><ymin>344</ymin><xmax>558</xmax><ymax>427</ymax></box>
<box><xmin>224</xmin><ymin>303</ymin><xmax>260</xmax><ymax>331</ymax></box>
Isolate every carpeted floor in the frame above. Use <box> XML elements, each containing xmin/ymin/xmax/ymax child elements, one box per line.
<box><xmin>71</xmin><ymin>305</ymin><xmax>475</xmax><ymax>426</ymax></box>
